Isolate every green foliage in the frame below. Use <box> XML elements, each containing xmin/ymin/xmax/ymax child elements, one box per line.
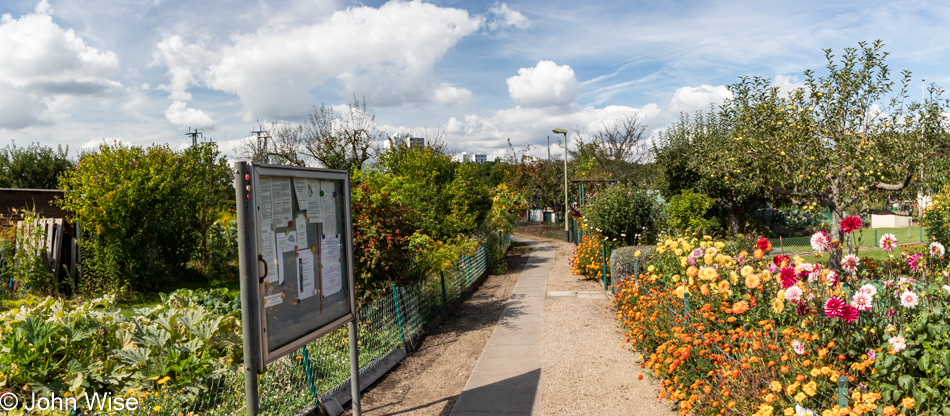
<box><xmin>0</xmin><ymin>142</ymin><xmax>74</xmax><ymax>189</ymax></box>
<box><xmin>351</xmin><ymin>181</ymin><xmax>417</xmax><ymax>299</ymax></box>
<box><xmin>371</xmin><ymin>145</ymin><xmax>492</xmax><ymax>241</ymax></box>
<box><xmin>0</xmin><ymin>289</ymin><xmax>240</xmax><ymax>404</ymax></box>
<box><xmin>716</xmin><ymin>41</ymin><xmax>947</xmax><ymax>243</ymax></box>
<box><xmin>608</xmin><ymin>245</ymin><xmax>653</xmax><ymax>280</ymax></box>
<box><xmin>666</xmin><ymin>190</ymin><xmax>720</xmax><ymax>235</ymax></box>
<box><xmin>582</xmin><ymin>183</ymin><xmax>660</xmax><ymax>245</ymax></box>
<box><xmin>923</xmin><ymin>185</ymin><xmax>950</xmax><ymax>243</ymax></box>
<box><xmin>58</xmin><ymin>142</ymin><xmax>231</xmax><ymax>294</ymax></box>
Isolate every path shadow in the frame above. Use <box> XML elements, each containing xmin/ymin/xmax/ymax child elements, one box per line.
<box><xmin>450</xmin><ymin>369</ymin><xmax>541</xmax><ymax>415</ymax></box>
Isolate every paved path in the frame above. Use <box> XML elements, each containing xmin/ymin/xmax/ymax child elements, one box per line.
<box><xmin>449</xmin><ymin>237</ymin><xmax>553</xmax><ymax>415</ymax></box>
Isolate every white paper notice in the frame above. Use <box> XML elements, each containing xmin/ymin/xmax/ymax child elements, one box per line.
<box><xmin>273</xmin><ymin>178</ymin><xmax>293</xmax><ymax>226</ymax></box>
<box><xmin>294</xmin><ymin>214</ymin><xmax>308</xmax><ymax>249</ymax></box>
<box><xmin>320</xmin><ymin>181</ymin><xmax>337</xmax><ymax>235</ymax></box>
<box><xmin>307</xmin><ymin>179</ymin><xmax>323</xmax><ymax>224</ymax></box>
<box><xmin>292</xmin><ymin>178</ymin><xmax>309</xmax><ymax>210</ymax></box>
<box><xmin>297</xmin><ymin>251</ymin><xmax>316</xmax><ymax>300</ymax></box>
<box><xmin>259</xmin><ymin>177</ymin><xmax>274</xmax><ymax>228</ymax></box>
<box><xmin>321</xmin><ymin>235</ymin><xmax>342</xmax><ymax>296</ymax></box>
<box><xmin>275</xmin><ymin>231</ymin><xmax>298</xmax><ymax>285</ymax></box>
<box><xmin>263</xmin><ymin>293</ymin><xmax>283</xmax><ymax>308</ymax></box>
<box><xmin>260</xmin><ymin>230</ymin><xmax>279</xmax><ymax>284</ymax></box>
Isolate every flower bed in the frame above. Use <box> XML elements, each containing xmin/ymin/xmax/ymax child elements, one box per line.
<box><xmin>613</xmin><ymin>224</ymin><xmax>950</xmax><ymax>415</ymax></box>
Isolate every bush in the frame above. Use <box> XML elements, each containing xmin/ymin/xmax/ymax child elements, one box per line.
<box><xmin>923</xmin><ymin>185</ymin><xmax>950</xmax><ymax>244</ymax></box>
<box><xmin>58</xmin><ymin>142</ymin><xmax>231</xmax><ymax>294</ymax></box>
<box><xmin>609</xmin><ymin>245</ymin><xmax>653</xmax><ymax>282</ymax></box>
<box><xmin>583</xmin><ymin>183</ymin><xmax>660</xmax><ymax>245</ymax></box>
<box><xmin>665</xmin><ymin>189</ymin><xmax>719</xmax><ymax>235</ymax></box>
<box><xmin>570</xmin><ymin>234</ymin><xmax>609</xmax><ymax>280</ymax></box>
<box><xmin>351</xmin><ymin>182</ymin><xmax>417</xmax><ymax>300</ymax></box>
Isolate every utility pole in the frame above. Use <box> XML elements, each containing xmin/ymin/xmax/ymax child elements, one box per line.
<box><xmin>250</xmin><ymin>125</ymin><xmax>271</xmax><ymax>163</ymax></box>
<box><xmin>185</xmin><ymin>127</ymin><xmax>203</xmax><ymax>146</ymax></box>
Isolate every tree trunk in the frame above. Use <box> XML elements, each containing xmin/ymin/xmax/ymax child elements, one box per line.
<box><xmin>728</xmin><ymin>203</ymin><xmax>746</xmax><ymax>235</ymax></box>
<box><xmin>829</xmin><ymin>204</ymin><xmax>844</xmax><ymax>269</ymax></box>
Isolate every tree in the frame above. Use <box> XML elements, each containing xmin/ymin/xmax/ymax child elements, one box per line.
<box><xmin>717</xmin><ymin>41</ymin><xmax>948</xmax><ymax>249</ymax></box>
<box><xmin>59</xmin><ymin>142</ymin><xmax>232</xmax><ymax>294</ymax></box>
<box><xmin>570</xmin><ymin>114</ymin><xmax>651</xmax><ymax>182</ymax></box>
<box><xmin>240</xmin><ymin>96</ymin><xmax>384</xmax><ymax>171</ymax></box>
<box><xmin>0</xmin><ymin>142</ymin><xmax>75</xmax><ymax>189</ymax></box>
<box><xmin>654</xmin><ymin>109</ymin><xmax>767</xmax><ymax>235</ymax></box>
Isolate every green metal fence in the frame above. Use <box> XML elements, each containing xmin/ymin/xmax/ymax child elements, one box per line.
<box><xmin>94</xmin><ymin>233</ymin><xmax>510</xmax><ymax>416</ymax></box>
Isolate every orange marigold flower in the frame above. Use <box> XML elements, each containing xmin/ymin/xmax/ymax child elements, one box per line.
<box><xmin>732</xmin><ymin>301</ymin><xmax>750</xmax><ymax>315</ymax></box>
<box><xmin>901</xmin><ymin>397</ymin><xmax>915</xmax><ymax>409</ymax></box>
<box><xmin>882</xmin><ymin>405</ymin><xmax>897</xmax><ymax>415</ymax></box>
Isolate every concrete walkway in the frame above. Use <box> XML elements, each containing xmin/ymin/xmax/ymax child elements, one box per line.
<box><xmin>449</xmin><ymin>237</ymin><xmax>554</xmax><ymax>415</ymax></box>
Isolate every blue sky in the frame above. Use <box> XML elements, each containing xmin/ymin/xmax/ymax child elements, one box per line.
<box><xmin>2</xmin><ymin>0</ymin><xmax>949</xmax><ymax>160</ymax></box>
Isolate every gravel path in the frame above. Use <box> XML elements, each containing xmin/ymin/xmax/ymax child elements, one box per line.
<box><xmin>539</xmin><ymin>238</ymin><xmax>676</xmax><ymax>416</ymax></box>
<box><xmin>344</xmin><ymin>244</ymin><xmax>532</xmax><ymax>416</ymax></box>
<box><xmin>344</xmin><ymin>236</ymin><xmax>674</xmax><ymax>416</ymax></box>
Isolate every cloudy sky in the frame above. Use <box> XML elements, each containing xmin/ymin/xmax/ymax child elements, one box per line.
<box><xmin>2</xmin><ymin>0</ymin><xmax>950</xmax><ymax>160</ymax></box>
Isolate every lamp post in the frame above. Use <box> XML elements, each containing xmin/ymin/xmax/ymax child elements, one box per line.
<box><xmin>553</xmin><ymin>128</ymin><xmax>570</xmax><ymax>242</ymax></box>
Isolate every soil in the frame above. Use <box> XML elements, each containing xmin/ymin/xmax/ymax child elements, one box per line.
<box><xmin>343</xmin><ymin>243</ymin><xmax>532</xmax><ymax>415</ymax></box>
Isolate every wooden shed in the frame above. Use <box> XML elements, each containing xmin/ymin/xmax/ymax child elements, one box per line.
<box><xmin>0</xmin><ymin>188</ymin><xmax>77</xmax><ymax>292</ymax></box>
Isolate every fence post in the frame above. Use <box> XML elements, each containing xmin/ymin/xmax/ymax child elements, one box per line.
<box><xmin>874</xmin><ymin>229</ymin><xmax>877</xmax><ymax>246</ymax></box>
<box><xmin>633</xmin><ymin>258</ymin><xmax>638</xmax><ymax>286</ymax></box>
<box><xmin>301</xmin><ymin>345</ymin><xmax>318</xmax><ymax>406</ymax></box>
<box><xmin>392</xmin><ymin>284</ymin><xmax>406</xmax><ymax>346</ymax></box>
<box><xmin>684</xmin><ymin>291</ymin><xmax>690</xmax><ymax>318</ymax></box>
<box><xmin>836</xmin><ymin>375</ymin><xmax>849</xmax><ymax>408</ymax></box>
<box><xmin>920</xmin><ymin>226</ymin><xmax>923</xmax><ymax>242</ymax></box>
<box><xmin>601</xmin><ymin>240</ymin><xmax>608</xmax><ymax>292</ymax></box>
<box><xmin>440</xmin><ymin>272</ymin><xmax>447</xmax><ymax>307</ymax></box>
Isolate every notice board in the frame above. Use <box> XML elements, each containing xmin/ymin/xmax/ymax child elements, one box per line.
<box><xmin>235</xmin><ymin>162</ymin><xmax>356</xmax><ymax>370</ymax></box>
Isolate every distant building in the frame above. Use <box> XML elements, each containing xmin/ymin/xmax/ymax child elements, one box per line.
<box><xmin>452</xmin><ymin>152</ymin><xmax>472</xmax><ymax>163</ymax></box>
<box><xmin>473</xmin><ymin>154</ymin><xmax>487</xmax><ymax>164</ymax></box>
<box><xmin>408</xmin><ymin>137</ymin><xmax>425</xmax><ymax>148</ymax></box>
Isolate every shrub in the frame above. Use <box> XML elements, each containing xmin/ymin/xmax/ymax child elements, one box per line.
<box><xmin>58</xmin><ymin>142</ymin><xmax>231</xmax><ymax>294</ymax></box>
<box><xmin>665</xmin><ymin>189</ymin><xmax>719</xmax><ymax>235</ymax></box>
<box><xmin>609</xmin><ymin>245</ymin><xmax>653</xmax><ymax>282</ymax></box>
<box><xmin>923</xmin><ymin>184</ymin><xmax>950</xmax><ymax>244</ymax></box>
<box><xmin>583</xmin><ymin>183</ymin><xmax>660</xmax><ymax>245</ymax></box>
<box><xmin>351</xmin><ymin>182</ymin><xmax>417</xmax><ymax>300</ymax></box>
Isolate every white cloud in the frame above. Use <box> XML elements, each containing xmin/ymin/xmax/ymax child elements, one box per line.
<box><xmin>0</xmin><ymin>1</ymin><xmax>121</xmax><ymax>129</ymax></box>
<box><xmin>164</xmin><ymin>101</ymin><xmax>215</xmax><ymax>130</ymax></box>
<box><xmin>151</xmin><ymin>35</ymin><xmax>216</xmax><ymax>101</ymax></box>
<box><xmin>487</xmin><ymin>3</ymin><xmax>530</xmax><ymax>30</ymax></box>
<box><xmin>431</xmin><ymin>85</ymin><xmax>475</xmax><ymax>107</ymax></box>
<box><xmin>443</xmin><ymin>103</ymin><xmax>664</xmax><ymax>159</ymax></box>
<box><xmin>668</xmin><ymin>85</ymin><xmax>732</xmax><ymax>114</ymax></box>
<box><xmin>507</xmin><ymin>61</ymin><xmax>579</xmax><ymax>108</ymax></box>
<box><xmin>198</xmin><ymin>0</ymin><xmax>481</xmax><ymax>120</ymax></box>
<box><xmin>773</xmin><ymin>74</ymin><xmax>805</xmax><ymax>97</ymax></box>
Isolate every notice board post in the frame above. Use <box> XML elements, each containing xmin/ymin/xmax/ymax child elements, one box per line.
<box><xmin>234</xmin><ymin>161</ymin><xmax>361</xmax><ymax>416</ymax></box>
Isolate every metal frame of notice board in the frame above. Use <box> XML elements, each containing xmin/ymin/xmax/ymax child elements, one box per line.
<box><xmin>234</xmin><ymin>161</ymin><xmax>361</xmax><ymax>415</ymax></box>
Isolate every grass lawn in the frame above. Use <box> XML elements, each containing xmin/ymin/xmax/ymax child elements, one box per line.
<box><xmin>775</xmin><ymin>226</ymin><xmax>927</xmax><ymax>254</ymax></box>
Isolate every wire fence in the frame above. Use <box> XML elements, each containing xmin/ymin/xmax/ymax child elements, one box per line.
<box><xmin>89</xmin><ymin>233</ymin><xmax>509</xmax><ymax>416</ymax></box>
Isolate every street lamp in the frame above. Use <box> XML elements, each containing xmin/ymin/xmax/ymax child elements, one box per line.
<box><xmin>553</xmin><ymin>128</ymin><xmax>570</xmax><ymax>242</ymax></box>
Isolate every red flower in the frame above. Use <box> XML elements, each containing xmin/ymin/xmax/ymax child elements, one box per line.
<box><xmin>757</xmin><ymin>237</ymin><xmax>773</xmax><ymax>253</ymax></box>
<box><xmin>824</xmin><ymin>297</ymin><xmax>845</xmax><ymax>318</ymax></box>
<box><xmin>780</xmin><ymin>267</ymin><xmax>797</xmax><ymax>289</ymax></box>
<box><xmin>773</xmin><ymin>254</ymin><xmax>790</xmax><ymax>267</ymax></box>
<box><xmin>841</xmin><ymin>305</ymin><xmax>859</xmax><ymax>323</ymax></box>
<box><xmin>840</xmin><ymin>216</ymin><xmax>862</xmax><ymax>234</ymax></box>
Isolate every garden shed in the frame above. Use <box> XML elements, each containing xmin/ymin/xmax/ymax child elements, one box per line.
<box><xmin>0</xmin><ymin>188</ymin><xmax>78</xmax><ymax>290</ymax></box>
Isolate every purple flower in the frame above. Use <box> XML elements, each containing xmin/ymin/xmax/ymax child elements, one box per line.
<box><xmin>867</xmin><ymin>349</ymin><xmax>876</xmax><ymax>361</ymax></box>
